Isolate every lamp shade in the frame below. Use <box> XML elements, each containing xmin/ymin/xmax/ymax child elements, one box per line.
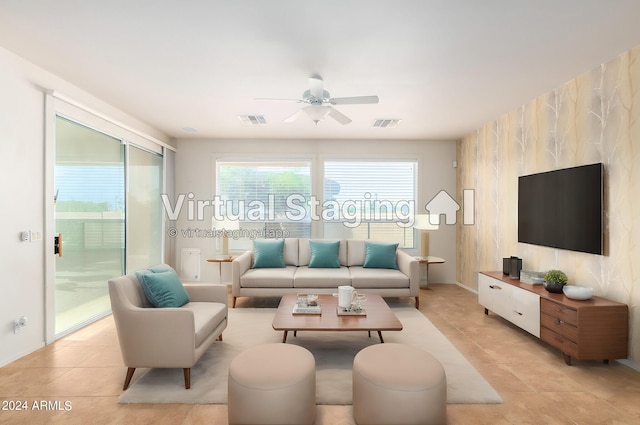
<box><xmin>211</xmin><ymin>216</ymin><xmax>240</xmax><ymax>231</ymax></box>
<box><xmin>413</xmin><ymin>214</ymin><xmax>439</xmax><ymax>230</ymax></box>
<box><xmin>212</xmin><ymin>216</ymin><xmax>240</xmax><ymax>255</ymax></box>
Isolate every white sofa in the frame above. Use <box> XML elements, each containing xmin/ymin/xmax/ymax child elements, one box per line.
<box><xmin>231</xmin><ymin>238</ymin><xmax>420</xmax><ymax>308</ymax></box>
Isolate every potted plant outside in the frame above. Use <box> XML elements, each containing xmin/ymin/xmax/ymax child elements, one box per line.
<box><xmin>543</xmin><ymin>269</ymin><xmax>568</xmax><ymax>293</ymax></box>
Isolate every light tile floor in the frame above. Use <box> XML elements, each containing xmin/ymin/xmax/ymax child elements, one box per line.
<box><xmin>1</xmin><ymin>284</ymin><xmax>639</xmax><ymax>424</ymax></box>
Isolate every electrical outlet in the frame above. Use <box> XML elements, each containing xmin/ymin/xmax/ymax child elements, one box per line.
<box><xmin>13</xmin><ymin>316</ymin><xmax>28</xmax><ymax>334</ymax></box>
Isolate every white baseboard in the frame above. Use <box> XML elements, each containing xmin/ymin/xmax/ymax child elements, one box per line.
<box><xmin>617</xmin><ymin>358</ymin><xmax>640</xmax><ymax>372</ymax></box>
<box><xmin>0</xmin><ymin>341</ymin><xmax>45</xmax><ymax>368</ymax></box>
<box><xmin>454</xmin><ymin>280</ymin><xmax>478</xmax><ymax>294</ymax></box>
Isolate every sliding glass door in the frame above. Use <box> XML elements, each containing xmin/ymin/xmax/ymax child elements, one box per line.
<box><xmin>54</xmin><ymin>117</ymin><xmax>125</xmax><ymax>335</ymax></box>
<box><xmin>54</xmin><ymin>116</ymin><xmax>164</xmax><ymax>336</ymax></box>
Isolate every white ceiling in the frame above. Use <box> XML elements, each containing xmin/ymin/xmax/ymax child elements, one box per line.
<box><xmin>2</xmin><ymin>1</ymin><xmax>640</xmax><ymax>141</ymax></box>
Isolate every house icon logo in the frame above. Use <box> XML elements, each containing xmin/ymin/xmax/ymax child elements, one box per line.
<box><xmin>425</xmin><ymin>190</ymin><xmax>459</xmax><ymax>225</ymax></box>
<box><xmin>424</xmin><ymin>189</ymin><xmax>475</xmax><ymax>225</ymax></box>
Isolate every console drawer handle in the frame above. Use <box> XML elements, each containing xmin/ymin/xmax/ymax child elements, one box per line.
<box><xmin>514</xmin><ymin>310</ymin><xmax>523</xmax><ymax>316</ymax></box>
<box><xmin>489</xmin><ymin>285</ymin><xmax>502</xmax><ymax>290</ymax></box>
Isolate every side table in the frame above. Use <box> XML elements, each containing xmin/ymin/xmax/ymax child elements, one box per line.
<box><xmin>207</xmin><ymin>255</ymin><xmax>236</xmax><ymax>285</ymax></box>
<box><xmin>415</xmin><ymin>256</ymin><xmax>445</xmax><ymax>287</ymax></box>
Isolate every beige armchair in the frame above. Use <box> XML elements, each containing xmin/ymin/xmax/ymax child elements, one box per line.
<box><xmin>108</xmin><ymin>266</ymin><xmax>228</xmax><ymax>390</ymax></box>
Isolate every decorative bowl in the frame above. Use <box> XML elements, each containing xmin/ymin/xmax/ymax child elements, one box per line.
<box><xmin>543</xmin><ymin>281</ymin><xmax>565</xmax><ymax>293</ymax></box>
<box><xmin>562</xmin><ymin>285</ymin><xmax>594</xmax><ymax>300</ymax></box>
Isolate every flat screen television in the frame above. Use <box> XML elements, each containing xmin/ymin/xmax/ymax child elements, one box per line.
<box><xmin>518</xmin><ymin>163</ymin><xmax>603</xmax><ymax>255</ymax></box>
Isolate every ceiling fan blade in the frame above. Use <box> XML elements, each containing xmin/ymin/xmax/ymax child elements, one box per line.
<box><xmin>327</xmin><ymin>107</ymin><xmax>352</xmax><ymax>125</ymax></box>
<box><xmin>329</xmin><ymin>95</ymin><xmax>379</xmax><ymax>105</ymax></box>
<box><xmin>283</xmin><ymin>108</ymin><xmax>305</xmax><ymax>123</ymax></box>
<box><xmin>308</xmin><ymin>75</ymin><xmax>324</xmax><ymax>100</ymax></box>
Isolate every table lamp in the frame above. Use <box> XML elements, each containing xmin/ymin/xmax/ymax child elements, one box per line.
<box><xmin>212</xmin><ymin>216</ymin><xmax>240</xmax><ymax>255</ymax></box>
<box><xmin>413</xmin><ymin>214</ymin><xmax>439</xmax><ymax>257</ymax></box>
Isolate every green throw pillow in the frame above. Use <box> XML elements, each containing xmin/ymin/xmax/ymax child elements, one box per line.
<box><xmin>363</xmin><ymin>242</ymin><xmax>399</xmax><ymax>269</ymax></box>
<box><xmin>308</xmin><ymin>240</ymin><xmax>340</xmax><ymax>268</ymax></box>
<box><xmin>252</xmin><ymin>239</ymin><xmax>286</xmax><ymax>268</ymax></box>
<box><xmin>136</xmin><ymin>267</ymin><xmax>190</xmax><ymax>308</ymax></box>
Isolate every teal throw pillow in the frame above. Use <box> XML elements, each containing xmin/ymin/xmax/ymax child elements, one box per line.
<box><xmin>135</xmin><ymin>267</ymin><xmax>190</xmax><ymax>308</ymax></box>
<box><xmin>252</xmin><ymin>239</ymin><xmax>286</xmax><ymax>268</ymax></box>
<box><xmin>363</xmin><ymin>242</ymin><xmax>399</xmax><ymax>269</ymax></box>
<box><xmin>309</xmin><ymin>240</ymin><xmax>340</xmax><ymax>268</ymax></box>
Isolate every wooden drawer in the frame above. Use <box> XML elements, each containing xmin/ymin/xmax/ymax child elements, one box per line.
<box><xmin>540</xmin><ymin>312</ymin><xmax>578</xmax><ymax>342</ymax></box>
<box><xmin>541</xmin><ymin>326</ymin><xmax>578</xmax><ymax>358</ymax></box>
<box><xmin>541</xmin><ymin>299</ymin><xmax>577</xmax><ymax>326</ymax></box>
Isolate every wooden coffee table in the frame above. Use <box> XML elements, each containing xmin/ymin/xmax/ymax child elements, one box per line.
<box><xmin>272</xmin><ymin>294</ymin><xmax>403</xmax><ymax>343</ymax></box>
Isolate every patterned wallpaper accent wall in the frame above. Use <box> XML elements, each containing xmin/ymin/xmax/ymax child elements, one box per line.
<box><xmin>457</xmin><ymin>46</ymin><xmax>639</xmax><ymax>365</ymax></box>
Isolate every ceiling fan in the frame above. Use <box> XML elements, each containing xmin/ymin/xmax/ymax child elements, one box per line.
<box><xmin>257</xmin><ymin>75</ymin><xmax>379</xmax><ymax>125</ymax></box>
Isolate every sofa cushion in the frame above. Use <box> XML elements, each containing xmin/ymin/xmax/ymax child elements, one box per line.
<box><xmin>293</xmin><ymin>266</ymin><xmax>352</xmax><ymax>288</ymax></box>
<box><xmin>183</xmin><ymin>301</ymin><xmax>227</xmax><ymax>347</ymax></box>
<box><xmin>308</xmin><ymin>240</ymin><xmax>340</xmax><ymax>268</ymax></box>
<box><xmin>241</xmin><ymin>266</ymin><xmax>296</xmax><ymax>288</ymax></box>
<box><xmin>135</xmin><ymin>268</ymin><xmax>190</xmax><ymax>308</ymax></box>
<box><xmin>363</xmin><ymin>242</ymin><xmax>399</xmax><ymax>269</ymax></box>
<box><xmin>349</xmin><ymin>266</ymin><xmax>410</xmax><ymax>289</ymax></box>
<box><xmin>252</xmin><ymin>239</ymin><xmax>285</xmax><ymax>268</ymax></box>
<box><xmin>299</xmin><ymin>238</ymin><xmax>347</xmax><ymax>266</ymax></box>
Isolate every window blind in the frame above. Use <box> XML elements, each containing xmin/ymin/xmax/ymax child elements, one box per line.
<box><xmin>323</xmin><ymin>161</ymin><xmax>416</xmax><ymax>247</ymax></box>
<box><xmin>217</xmin><ymin>161</ymin><xmax>312</xmax><ymax>248</ymax></box>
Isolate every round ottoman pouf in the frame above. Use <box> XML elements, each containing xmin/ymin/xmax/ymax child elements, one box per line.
<box><xmin>352</xmin><ymin>343</ymin><xmax>447</xmax><ymax>425</ymax></box>
<box><xmin>228</xmin><ymin>343</ymin><xmax>316</xmax><ymax>425</ymax></box>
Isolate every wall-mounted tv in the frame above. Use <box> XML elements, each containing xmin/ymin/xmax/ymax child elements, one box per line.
<box><xmin>518</xmin><ymin>163</ymin><xmax>603</xmax><ymax>255</ymax></box>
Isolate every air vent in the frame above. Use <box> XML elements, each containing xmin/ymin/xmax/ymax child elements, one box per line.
<box><xmin>372</xmin><ymin>119</ymin><xmax>401</xmax><ymax>128</ymax></box>
<box><xmin>238</xmin><ymin>115</ymin><xmax>267</xmax><ymax>125</ymax></box>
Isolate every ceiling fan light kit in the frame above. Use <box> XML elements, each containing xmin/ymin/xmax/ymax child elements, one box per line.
<box><xmin>257</xmin><ymin>75</ymin><xmax>379</xmax><ymax>125</ymax></box>
<box><xmin>303</xmin><ymin>105</ymin><xmax>331</xmax><ymax>125</ymax></box>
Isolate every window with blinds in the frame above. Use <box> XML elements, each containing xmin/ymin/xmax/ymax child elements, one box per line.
<box><xmin>323</xmin><ymin>160</ymin><xmax>416</xmax><ymax>247</ymax></box>
<box><xmin>216</xmin><ymin>161</ymin><xmax>312</xmax><ymax>250</ymax></box>
<box><xmin>216</xmin><ymin>159</ymin><xmax>416</xmax><ymax>249</ymax></box>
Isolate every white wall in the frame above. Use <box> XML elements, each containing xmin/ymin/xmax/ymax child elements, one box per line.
<box><xmin>173</xmin><ymin>138</ymin><xmax>458</xmax><ymax>284</ymax></box>
<box><xmin>0</xmin><ymin>46</ymin><xmax>171</xmax><ymax>366</ymax></box>
<box><xmin>0</xmin><ymin>48</ymin><xmax>47</xmax><ymax>365</ymax></box>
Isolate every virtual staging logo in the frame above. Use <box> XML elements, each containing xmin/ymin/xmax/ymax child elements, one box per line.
<box><xmin>161</xmin><ymin>190</ymin><xmax>475</xmax><ymax>238</ymax></box>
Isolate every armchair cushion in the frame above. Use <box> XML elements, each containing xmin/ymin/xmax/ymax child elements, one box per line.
<box><xmin>135</xmin><ymin>267</ymin><xmax>190</xmax><ymax>308</ymax></box>
<box><xmin>187</xmin><ymin>302</ymin><xmax>228</xmax><ymax>347</ymax></box>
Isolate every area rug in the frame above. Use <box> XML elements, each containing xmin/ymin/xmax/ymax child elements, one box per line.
<box><xmin>118</xmin><ymin>305</ymin><xmax>502</xmax><ymax>405</ymax></box>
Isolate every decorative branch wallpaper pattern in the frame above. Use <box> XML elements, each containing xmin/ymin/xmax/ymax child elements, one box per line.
<box><xmin>457</xmin><ymin>46</ymin><xmax>640</xmax><ymax>365</ymax></box>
